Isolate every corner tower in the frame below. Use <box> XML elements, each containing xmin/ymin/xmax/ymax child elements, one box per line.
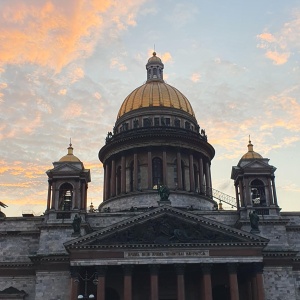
<box><xmin>231</xmin><ymin>140</ymin><xmax>279</xmax><ymax>218</ymax></box>
<box><xmin>99</xmin><ymin>53</ymin><xmax>215</xmax><ymax>212</ymax></box>
<box><xmin>45</xmin><ymin>143</ymin><xmax>91</xmax><ymax>221</ymax></box>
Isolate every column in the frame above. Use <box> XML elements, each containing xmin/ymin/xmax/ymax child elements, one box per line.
<box><xmin>238</xmin><ymin>180</ymin><xmax>244</xmax><ymax>207</ymax></box>
<box><xmin>251</xmin><ymin>273</ymin><xmax>258</xmax><ymax>300</ymax></box>
<box><xmin>254</xmin><ymin>263</ymin><xmax>265</xmax><ymax>300</ymax></box>
<box><xmin>267</xmin><ymin>178</ymin><xmax>273</xmax><ymax>206</ymax></box>
<box><xmin>110</xmin><ymin>159</ymin><xmax>116</xmax><ymax>197</ymax></box>
<box><xmin>96</xmin><ymin>266</ymin><xmax>106</xmax><ymax>300</ymax></box>
<box><xmin>104</xmin><ymin>164</ymin><xmax>110</xmax><ymax>200</ymax></box>
<box><xmin>189</xmin><ymin>153</ymin><xmax>195</xmax><ymax>192</ymax></box>
<box><xmin>47</xmin><ymin>180</ymin><xmax>52</xmax><ymax>210</ymax></box>
<box><xmin>74</xmin><ymin>179</ymin><xmax>80</xmax><ymax>209</ymax></box>
<box><xmin>81</xmin><ymin>182</ymin><xmax>86</xmax><ymax>210</ymax></box>
<box><xmin>235</xmin><ymin>184</ymin><xmax>240</xmax><ymax>209</ymax></box>
<box><xmin>175</xmin><ymin>264</ymin><xmax>185</xmax><ymax>300</ymax></box>
<box><xmin>103</xmin><ymin>164</ymin><xmax>106</xmax><ymax>201</ymax></box>
<box><xmin>271</xmin><ymin>178</ymin><xmax>278</xmax><ymax>206</ymax></box>
<box><xmin>246</xmin><ymin>278</ymin><xmax>253</xmax><ymax>300</ymax></box>
<box><xmin>149</xmin><ymin>265</ymin><xmax>159</xmax><ymax>300</ymax></box>
<box><xmin>148</xmin><ymin>150</ymin><xmax>153</xmax><ymax>189</ymax></box>
<box><xmin>121</xmin><ymin>155</ymin><xmax>126</xmax><ymax>193</ymax></box>
<box><xmin>123</xmin><ymin>265</ymin><xmax>133</xmax><ymax>300</ymax></box>
<box><xmin>70</xmin><ymin>268</ymin><xmax>79</xmax><ymax>300</ymax></box>
<box><xmin>205</xmin><ymin>162</ymin><xmax>212</xmax><ymax>196</ymax></box>
<box><xmin>162</xmin><ymin>149</ymin><xmax>167</xmax><ymax>186</ymax></box>
<box><xmin>245</xmin><ymin>178</ymin><xmax>251</xmax><ymax>206</ymax></box>
<box><xmin>201</xmin><ymin>264</ymin><xmax>213</xmax><ymax>300</ymax></box>
<box><xmin>228</xmin><ymin>264</ymin><xmax>239</xmax><ymax>300</ymax></box>
<box><xmin>198</xmin><ymin>158</ymin><xmax>204</xmax><ymax>194</ymax></box>
<box><xmin>84</xmin><ymin>183</ymin><xmax>88</xmax><ymax>210</ymax></box>
<box><xmin>133</xmin><ymin>153</ymin><xmax>138</xmax><ymax>191</ymax></box>
<box><xmin>51</xmin><ymin>181</ymin><xmax>56</xmax><ymax>209</ymax></box>
<box><xmin>177</xmin><ymin>151</ymin><xmax>183</xmax><ymax>189</ymax></box>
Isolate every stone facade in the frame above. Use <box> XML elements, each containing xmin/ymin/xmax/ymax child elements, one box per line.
<box><xmin>0</xmin><ymin>52</ymin><xmax>299</xmax><ymax>300</ymax></box>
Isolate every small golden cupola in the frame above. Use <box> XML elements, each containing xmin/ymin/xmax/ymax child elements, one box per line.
<box><xmin>241</xmin><ymin>139</ymin><xmax>263</xmax><ymax>160</ymax></box>
<box><xmin>59</xmin><ymin>143</ymin><xmax>81</xmax><ymax>162</ymax></box>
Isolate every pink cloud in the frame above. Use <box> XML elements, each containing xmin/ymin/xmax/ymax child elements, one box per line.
<box><xmin>0</xmin><ymin>0</ymin><xmax>145</xmax><ymax>72</ymax></box>
<box><xmin>257</xmin><ymin>12</ymin><xmax>300</xmax><ymax>65</ymax></box>
<box><xmin>265</xmin><ymin>51</ymin><xmax>290</xmax><ymax>65</ymax></box>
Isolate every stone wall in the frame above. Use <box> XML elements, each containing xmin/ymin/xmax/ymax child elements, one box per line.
<box><xmin>264</xmin><ymin>266</ymin><xmax>297</xmax><ymax>300</ymax></box>
<box><xmin>0</xmin><ymin>276</ymin><xmax>35</xmax><ymax>300</ymax></box>
<box><xmin>35</xmin><ymin>271</ymin><xmax>70</xmax><ymax>300</ymax></box>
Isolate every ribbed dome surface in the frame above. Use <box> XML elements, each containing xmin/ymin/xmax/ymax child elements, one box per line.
<box><xmin>117</xmin><ymin>81</ymin><xmax>195</xmax><ymax>119</ymax></box>
<box><xmin>59</xmin><ymin>145</ymin><xmax>81</xmax><ymax>162</ymax></box>
<box><xmin>241</xmin><ymin>141</ymin><xmax>263</xmax><ymax>160</ymax></box>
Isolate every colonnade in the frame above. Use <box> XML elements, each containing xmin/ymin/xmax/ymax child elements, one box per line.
<box><xmin>103</xmin><ymin>149</ymin><xmax>213</xmax><ymax>201</ymax></box>
<box><xmin>70</xmin><ymin>263</ymin><xmax>265</xmax><ymax>300</ymax></box>
<box><xmin>46</xmin><ymin>179</ymin><xmax>88</xmax><ymax>211</ymax></box>
<box><xmin>234</xmin><ymin>177</ymin><xmax>278</xmax><ymax>208</ymax></box>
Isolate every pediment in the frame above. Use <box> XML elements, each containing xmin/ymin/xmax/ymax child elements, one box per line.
<box><xmin>240</xmin><ymin>159</ymin><xmax>272</xmax><ymax>170</ymax></box>
<box><xmin>49</xmin><ymin>163</ymin><xmax>82</xmax><ymax>173</ymax></box>
<box><xmin>65</xmin><ymin>206</ymin><xmax>268</xmax><ymax>250</ymax></box>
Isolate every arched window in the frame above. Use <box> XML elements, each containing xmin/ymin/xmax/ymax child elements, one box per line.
<box><xmin>152</xmin><ymin>157</ymin><xmax>163</xmax><ymax>188</ymax></box>
<box><xmin>59</xmin><ymin>183</ymin><xmax>73</xmax><ymax>210</ymax></box>
<box><xmin>116</xmin><ymin>166</ymin><xmax>121</xmax><ymax>195</ymax></box>
<box><xmin>251</xmin><ymin>179</ymin><xmax>266</xmax><ymax>206</ymax></box>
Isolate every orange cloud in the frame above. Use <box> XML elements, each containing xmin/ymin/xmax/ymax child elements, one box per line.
<box><xmin>265</xmin><ymin>51</ymin><xmax>290</xmax><ymax>65</ymax></box>
<box><xmin>63</xmin><ymin>103</ymin><xmax>82</xmax><ymax>119</ymax></box>
<box><xmin>257</xmin><ymin>33</ymin><xmax>276</xmax><ymax>43</ymax></box>
<box><xmin>190</xmin><ymin>73</ymin><xmax>201</xmax><ymax>82</ymax></box>
<box><xmin>0</xmin><ymin>0</ymin><xmax>145</xmax><ymax>72</ymax></box>
<box><xmin>257</xmin><ymin>13</ymin><xmax>300</xmax><ymax>65</ymax></box>
<box><xmin>110</xmin><ymin>58</ymin><xmax>127</xmax><ymax>71</ymax></box>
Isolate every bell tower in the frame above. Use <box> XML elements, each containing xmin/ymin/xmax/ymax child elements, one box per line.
<box><xmin>45</xmin><ymin>143</ymin><xmax>91</xmax><ymax>221</ymax></box>
<box><xmin>231</xmin><ymin>139</ymin><xmax>279</xmax><ymax>219</ymax></box>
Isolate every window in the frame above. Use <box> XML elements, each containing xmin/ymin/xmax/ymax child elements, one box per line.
<box><xmin>59</xmin><ymin>183</ymin><xmax>73</xmax><ymax>210</ymax></box>
<box><xmin>154</xmin><ymin>117</ymin><xmax>160</xmax><ymax>126</ymax></box>
<box><xmin>251</xmin><ymin>179</ymin><xmax>266</xmax><ymax>206</ymax></box>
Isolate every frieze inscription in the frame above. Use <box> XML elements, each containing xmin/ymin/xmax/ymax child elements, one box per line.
<box><xmin>124</xmin><ymin>250</ymin><xmax>209</xmax><ymax>258</ymax></box>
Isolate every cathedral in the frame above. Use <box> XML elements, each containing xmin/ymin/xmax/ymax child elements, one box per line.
<box><xmin>0</xmin><ymin>53</ymin><xmax>300</xmax><ymax>300</ymax></box>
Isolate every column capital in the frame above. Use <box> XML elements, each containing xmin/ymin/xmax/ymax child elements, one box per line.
<box><xmin>227</xmin><ymin>263</ymin><xmax>239</xmax><ymax>274</ymax></box>
<box><xmin>95</xmin><ymin>266</ymin><xmax>107</xmax><ymax>276</ymax></box>
<box><xmin>149</xmin><ymin>264</ymin><xmax>160</xmax><ymax>275</ymax></box>
<box><xmin>175</xmin><ymin>264</ymin><xmax>185</xmax><ymax>275</ymax></box>
<box><xmin>201</xmin><ymin>263</ymin><xmax>212</xmax><ymax>274</ymax></box>
<box><xmin>123</xmin><ymin>264</ymin><xmax>134</xmax><ymax>276</ymax></box>
<box><xmin>252</xmin><ymin>262</ymin><xmax>264</xmax><ymax>274</ymax></box>
<box><xmin>70</xmin><ymin>266</ymin><xmax>80</xmax><ymax>279</ymax></box>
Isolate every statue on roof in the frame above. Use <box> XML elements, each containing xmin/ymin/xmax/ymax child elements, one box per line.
<box><xmin>158</xmin><ymin>185</ymin><xmax>170</xmax><ymax>201</ymax></box>
<box><xmin>249</xmin><ymin>210</ymin><xmax>259</xmax><ymax>232</ymax></box>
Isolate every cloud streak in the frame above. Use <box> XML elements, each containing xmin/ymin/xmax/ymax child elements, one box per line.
<box><xmin>257</xmin><ymin>11</ymin><xmax>300</xmax><ymax>65</ymax></box>
<box><xmin>0</xmin><ymin>0</ymin><xmax>145</xmax><ymax>72</ymax></box>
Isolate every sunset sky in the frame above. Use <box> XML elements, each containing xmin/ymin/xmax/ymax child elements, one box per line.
<box><xmin>0</xmin><ymin>0</ymin><xmax>300</xmax><ymax>217</ymax></box>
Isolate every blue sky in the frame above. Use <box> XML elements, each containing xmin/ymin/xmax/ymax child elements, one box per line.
<box><xmin>0</xmin><ymin>0</ymin><xmax>299</xmax><ymax>216</ymax></box>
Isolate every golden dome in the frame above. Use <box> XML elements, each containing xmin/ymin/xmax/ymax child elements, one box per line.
<box><xmin>59</xmin><ymin>144</ymin><xmax>81</xmax><ymax>162</ymax></box>
<box><xmin>117</xmin><ymin>81</ymin><xmax>195</xmax><ymax>119</ymax></box>
<box><xmin>241</xmin><ymin>140</ymin><xmax>263</xmax><ymax>159</ymax></box>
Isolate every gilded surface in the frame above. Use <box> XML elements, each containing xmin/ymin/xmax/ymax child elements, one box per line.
<box><xmin>117</xmin><ymin>82</ymin><xmax>195</xmax><ymax>118</ymax></box>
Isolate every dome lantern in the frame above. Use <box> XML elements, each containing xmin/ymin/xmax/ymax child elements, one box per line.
<box><xmin>146</xmin><ymin>52</ymin><xmax>164</xmax><ymax>82</ymax></box>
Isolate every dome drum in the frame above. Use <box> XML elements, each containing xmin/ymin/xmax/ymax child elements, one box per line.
<box><xmin>98</xmin><ymin>190</ymin><xmax>216</xmax><ymax>212</ymax></box>
<box><xmin>99</xmin><ymin>52</ymin><xmax>215</xmax><ymax>211</ymax></box>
